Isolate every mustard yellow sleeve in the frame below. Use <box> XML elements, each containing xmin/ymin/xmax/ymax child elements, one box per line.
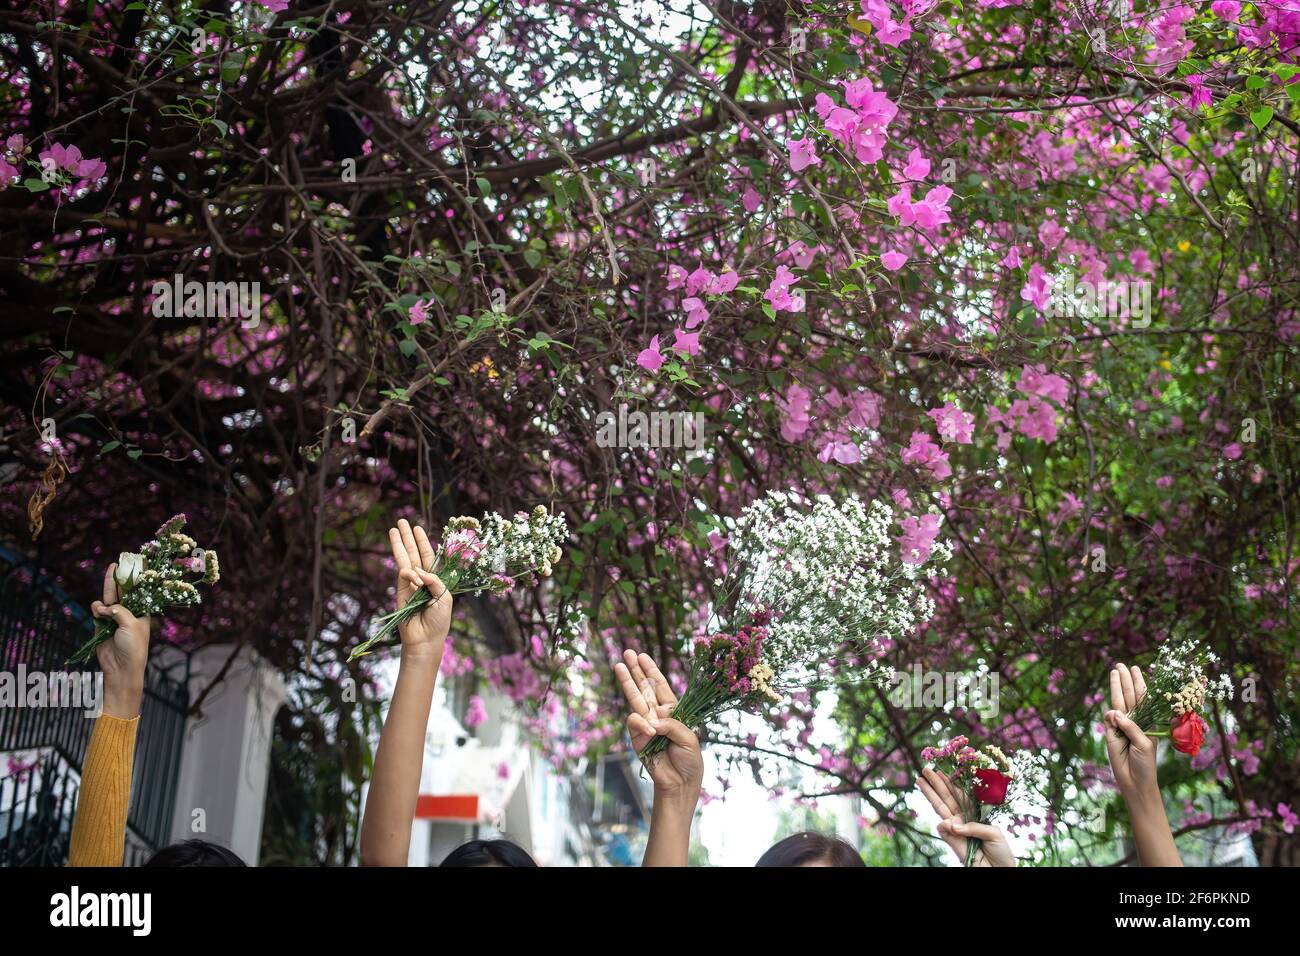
<box><xmin>67</xmin><ymin>714</ymin><xmax>139</xmax><ymax>867</ymax></box>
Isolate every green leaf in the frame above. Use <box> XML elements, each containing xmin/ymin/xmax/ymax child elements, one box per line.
<box><xmin>1250</xmin><ymin>106</ymin><xmax>1274</xmax><ymax>131</ymax></box>
<box><xmin>24</xmin><ymin>178</ymin><xmax>50</xmax><ymax>192</ymax></box>
<box><xmin>476</xmin><ymin>177</ymin><xmax>491</xmax><ymax>197</ymax></box>
<box><xmin>523</xmin><ymin>248</ymin><xmax>542</xmax><ymax>268</ymax></box>
<box><xmin>98</xmin><ymin>441</ymin><xmax>121</xmax><ymax>456</ymax></box>
<box><xmin>398</xmin><ymin>339</ymin><xmax>417</xmax><ymax>357</ymax></box>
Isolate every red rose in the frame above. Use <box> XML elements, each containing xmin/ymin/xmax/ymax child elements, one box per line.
<box><xmin>972</xmin><ymin>768</ymin><xmax>1011</xmax><ymax>806</ymax></box>
<box><xmin>1171</xmin><ymin>711</ymin><xmax>1206</xmax><ymax>756</ymax></box>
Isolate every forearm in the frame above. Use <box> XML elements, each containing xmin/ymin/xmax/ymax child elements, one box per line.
<box><xmin>1123</xmin><ymin>785</ymin><xmax>1183</xmax><ymax>867</ymax></box>
<box><xmin>68</xmin><ymin>714</ymin><xmax>140</xmax><ymax>867</ymax></box>
<box><xmin>360</xmin><ymin>648</ymin><xmax>441</xmax><ymax>866</ymax></box>
<box><xmin>642</xmin><ymin>788</ymin><xmax>699</xmax><ymax>867</ymax></box>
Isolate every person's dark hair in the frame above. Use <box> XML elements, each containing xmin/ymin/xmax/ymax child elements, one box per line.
<box><xmin>754</xmin><ymin>831</ymin><xmax>865</xmax><ymax>867</ymax></box>
<box><xmin>143</xmin><ymin>839</ymin><xmax>247</xmax><ymax>867</ymax></box>
<box><xmin>439</xmin><ymin>839</ymin><xmax>537</xmax><ymax>867</ymax></box>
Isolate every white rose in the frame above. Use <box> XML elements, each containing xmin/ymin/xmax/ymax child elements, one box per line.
<box><xmin>115</xmin><ymin>552</ymin><xmax>146</xmax><ymax>591</ymax></box>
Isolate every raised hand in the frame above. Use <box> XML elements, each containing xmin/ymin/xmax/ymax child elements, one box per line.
<box><xmin>1101</xmin><ymin>661</ymin><xmax>1182</xmax><ymax>866</ymax></box>
<box><xmin>917</xmin><ymin>768</ymin><xmax>1015</xmax><ymax>868</ymax></box>
<box><xmin>1103</xmin><ymin>663</ymin><xmax>1158</xmax><ymax>797</ymax></box>
<box><xmin>89</xmin><ymin>563</ymin><xmax>150</xmax><ymax>718</ymax></box>
<box><xmin>614</xmin><ymin>649</ymin><xmax>702</xmax><ymax>796</ymax></box>
<box><xmin>614</xmin><ymin>649</ymin><xmax>701</xmax><ymax>866</ymax></box>
<box><xmin>389</xmin><ymin>518</ymin><xmax>452</xmax><ymax>659</ymax></box>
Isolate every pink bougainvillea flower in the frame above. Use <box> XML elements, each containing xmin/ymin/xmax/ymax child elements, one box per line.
<box><xmin>901</xmin><ymin>431</ymin><xmax>952</xmax><ymax>480</ymax></box>
<box><xmin>778</xmin><ymin>384</ymin><xmax>813</xmax><ymax>442</ymax></box>
<box><xmin>665</xmin><ymin>264</ymin><xmax>688</xmax><ymax>290</ymax></box>
<box><xmin>1037</xmin><ymin>218</ymin><xmax>1066</xmax><ymax>250</ymax></box>
<box><xmin>764</xmin><ymin>265</ymin><xmax>804</xmax><ymax>313</ymax></box>
<box><xmin>1018</xmin><ymin>363</ymin><xmax>1069</xmax><ymax>405</ymax></box>
<box><xmin>1223</xmin><ymin>442</ymin><xmax>1243</xmax><ymax>460</ymax></box>
<box><xmin>637</xmin><ymin>335</ymin><xmax>665</xmax><ymax>372</ymax></box>
<box><xmin>1184</xmin><ymin>74</ymin><xmax>1213</xmax><ymax>109</ymax></box>
<box><xmin>880</xmin><ymin>249</ymin><xmax>908</xmax><ymax>271</ymax></box>
<box><xmin>818</xmin><ymin>437</ymin><xmax>862</xmax><ymax>465</ymax></box>
<box><xmin>897</xmin><ymin>513</ymin><xmax>942</xmax><ymax>565</ymax></box>
<box><xmin>463</xmin><ymin>694</ymin><xmax>487</xmax><ymax>728</ymax></box>
<box><xmin>682</xmin><ymin>297</ymin><xmax>710</xmax><ymax>330</ymax></box>
<box><xmin>671</xmin><ymin>328</ymin><xmax>700</xmax><ymax>357</ymax></box>
<box><xmin>687</xmin><ymin>264</ymin><xmax>713</xmax><ymax>296</ymax></box>
<box><xmin>1210</xmin><ymin>1</ymin><xmax>1241</xmax><ymax>22</ymax></box>
<box><xmin>927</xmin><ymin>402</ymin><xmax>975</xmax><ymax>444</ymax></box>
<box><xmin>742</xmin><ymin>184</ymin><xmax>762</xmax><ymax>212</ymax></box>
<box><xmin>1020</xmin><ymin>263</ymin><xmax>1053</xmax><ymax>311</ymax></box>
<box><xmin>910</xmin><ymin>184</ymin><xmax>953</xmax><ymax>231</ymax></box>
<box><xmin>0</xmin><ymin>157</ymin><xmax>17</xmax><ymax>185</ymax></box>
<box><xmin>902</xmin><ymin>147</ymin><xmax>930</xmax><ymax>181</ymax></box>
<box><xmin>707</xmin><ymin>269</ymin><xmax>740</xmax><ymax>295</ymax></box>
<box><xmin>255</xmin><ymin>0</ymin><xmax>291</xmax><ymax>12</ymax></box>
<box><xmin>787</xmin><ymin>136</ymin><xmax>821</xmax><ymax>172</ymax></box>
<box><xmin>408</xmin><ymin>299</ymin><xmax>429</xmax><ymax>325</ymax></box>
<box><xmin>887</xmin><ymin>185</ymin><xmax>915</xmax><ymax>225</ymax></box>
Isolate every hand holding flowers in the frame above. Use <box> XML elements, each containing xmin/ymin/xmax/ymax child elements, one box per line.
<box><xmin>88</xmin><ymin>563</ymin><xmax>151</xmax><ymax>718</ymax></box>
<box><xmin>350</xmin><ymin>506</ymin><xmax>567</xmax><ymax>661</ymax></box>
<box><xmin>387</xmin><ymin>519</ymin><xmax>452</xmax><ymax>661</ymax></box>
<box><xmin>1101</xmin><ymin>659</ymin><xmax>1186</xmax><ymax>867</ymax></box>
<box><xmin>68</xmin><ymin>515</ymin><xmax>219</xmax><ymax>666</ymax></box>
<box><xmin>614</xmin><ymin>650</ymin><xmax>702</xmax><ymax>867</ymax></box>
<box><xmin>917</xmin><ymin>767</ymin><xmax>1015</xmax><ymax>867</ymax></box>
<box><xmin>1115</xmin><ymin>639</ymin><xmax>1230</xmax><ymax>757</ymax></box>
<box><xmin>920</xmin><ymin>736</ymin><xmax>1019</xmax><ymax>867</ymax></box>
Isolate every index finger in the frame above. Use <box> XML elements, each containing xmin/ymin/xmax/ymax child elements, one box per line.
<box><xmin>102</xmin><ymin>564</ymin><xmax>120</xmax><ymax>605</ymax></box>
<box><xmin>916</xmin><ymin>774</ymin><xmax>955</xmax><ymax>821</ymax></box>
<box><xmin>1130</xmin><ymin>665</ymin><xmax>1147</xmax><ymax>703</ymax></box>
<box><xmin>637</xmin><ymin>653</ymin><xmax>678</xmax><ymax>708</ymax></box>
<box><xmin>1109</xmin><ymin>664</ymin><xmax>1126</xmax><ymax>713</ymax></box>
<box><xmin>413</xmin><ymin>524</ymin><xmax>436</xmax><ymax>572</ymax></box>
<box><xmin>389</xmin><ymin>527</ymin><xmax>413</xmax><ymax>571</ymax></box>
<box><xmin>614</xmin><ymin>653</ymin><xmax>650</xmax><ymax>717</ymax></box>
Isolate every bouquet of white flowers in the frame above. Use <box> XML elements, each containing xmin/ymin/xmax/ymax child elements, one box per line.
<box><xmin>68</xmin><ymin>514</ymin><xmax>220</xmax><ymax>665</ymax></box>
<box><xmin>348</xmin><ymin>506</ymin><xmax>568</xmax><ymax>661</ymax></box>
<box><xmin>640</xmin><ymin>491</ymin><xmax>951</xmax><ymax>760</ymax></box>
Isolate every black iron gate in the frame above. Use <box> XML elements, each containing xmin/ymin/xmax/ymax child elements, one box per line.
<box><xmin>0</xmin><ymin>546</ymin><xmax>190</xmax><ymax>866</ymax></box>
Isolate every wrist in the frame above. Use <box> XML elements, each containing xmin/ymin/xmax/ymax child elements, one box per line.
<box><xmin>399</xmin><ymin>643</ymin><xmax>443</xmax><ymax>669</ymax></box>
<box><xmin>1123</xmin><ymin>780</ymin><xmax>1167</xmax><ymax>817</ymax></box>
<box><xmin>102</xmin><ymin>681</ymin><xmax>143</xmax><ymax>719</ymax></box>
<box><xmin>653</xmin><ymin>782</ymin><xmax>701</xmax><ymax>816</ymax></box>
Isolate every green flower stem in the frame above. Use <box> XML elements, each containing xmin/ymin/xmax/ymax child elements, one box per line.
<box><xmin>348</xmin><ymin>567</ymin><xmax>462</xmax><ymax>662</ymax></box>
<box><xmin>67</xmin><ymin>616</ymin><xmax>116</xmax><ymax>666</ymax></box>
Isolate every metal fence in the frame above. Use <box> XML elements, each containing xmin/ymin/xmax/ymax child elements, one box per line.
<box><xmin>0</xmin><ymin>546</ymin><xmax>189</xmax><ymax>866</ymax></box>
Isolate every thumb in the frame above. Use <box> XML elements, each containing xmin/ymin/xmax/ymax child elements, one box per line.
<box><xmin>1105</xmin><ymin>709</ymin><xmax>1150</xmax><ymax>749</ymax></box>
<box><xmin>417</xmin><ymin>570</ymin><xmax>449</xmax><ymax>600</ymax></box>
<box><xmin>107</xmin><ymin>603</ymin><xmax>142</xmax><ymax>629</ymax></box>
<box><xmin>948</xmin><ymin>820</ymin><xmax>1003</xmax><ymax>843</ymax></box>
<box><xmin>654</xmin><ymin>718</ymin><xmax>699</xmax><ymax>751</ymax></box>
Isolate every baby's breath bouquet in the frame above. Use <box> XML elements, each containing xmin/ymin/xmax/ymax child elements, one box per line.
<box><xmin>68</xmin><ymin>515</ymin><xmax>220</xmax><ymax>665</ymax></box>
<box><xmin>1126</xmin><ymin>638</ymin><xmax>1233</xmax><ymax>756</ymax></box>
<box><xmin>640</xmin><ymin>491</ymin><xmax>951</xmax><ymax>761</ymax></box>
<box><xmin>349</xmin><ymin>506</ymin><xmax>568</xmax><ymax>661</ymax></box>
